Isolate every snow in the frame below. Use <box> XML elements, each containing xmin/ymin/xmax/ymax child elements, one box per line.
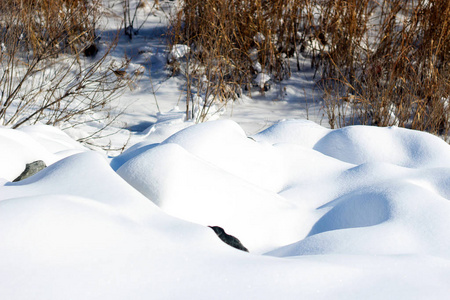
<box><xmin>1</xmin><ymin>0</ymin><xmax>450</xmax><ymax>298</ymax></box>
<box><xmin>313</xmin><ymin>125</ymin><xmax>450</xmax><ymax>168</ymax></box>
<box><xmin>254</xmin><ymin>72</ymin><xmax>271</xmax><ymax>88</ymax></box>
<box><xmin>168</xmin><ymin>44</ymin><xmax>190</xmax><ymax>63</ymax></box>
<box><xmin>2</xmin><ymin>119</ymin><xmax>450</xmax><ymax>299</ymax></box>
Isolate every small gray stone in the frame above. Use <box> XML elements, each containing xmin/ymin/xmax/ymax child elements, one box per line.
<box><xmin>209</xmin><ymin>226</ymin><xmax>248</xmax><ymax>252</ymax></box>
<box><xmin>13</xmin><ymin>160</ymin><xmax>47</xmax><ymax>182</ymax></box>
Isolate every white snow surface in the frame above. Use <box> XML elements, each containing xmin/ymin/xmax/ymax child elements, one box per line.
<box><xmin>168</xmin><ymin>44</ymin><xmax>190</xmax><ymax>63</ymax></box>
<box><xmin>1</xmin><ymin>120</ymin><xmax>450</xmax><ymax>299</ymax></box>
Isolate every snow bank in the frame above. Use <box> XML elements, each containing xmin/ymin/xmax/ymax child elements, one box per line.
<box><xmin>1</xmin><ymin>120</ymin><xmax>450</xmax><ymax>299</ymax></box>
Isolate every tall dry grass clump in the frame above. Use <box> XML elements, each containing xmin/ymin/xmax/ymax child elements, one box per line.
<box><xmin>310</xmin><ymin>0</ymin><xmax>450</xmax><ymax>136</ymax></box>
<box><xmin>169</xmin><ymin>0</ymin><xmax>314</xmax><ymax>121</ymax></box>
<box><xmin>170</xmin><ymin>0</ymin><xmax>450</xmax><ymax>138</ymax></box>
<box><xmin>0</xmin><ymin>0</ymin><xmax>97</xmax><ymax>54</ymax></box>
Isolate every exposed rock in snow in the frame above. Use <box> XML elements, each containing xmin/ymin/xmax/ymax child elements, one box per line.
<box><xmin>13</xmin><ymin>160</ymin><xmax>47</xmax><ymax>182</ymax></box>
<box><xmin>209</xmin><ymin>226</ymin><xmax>248</xmax><ymax>252</ymax></box>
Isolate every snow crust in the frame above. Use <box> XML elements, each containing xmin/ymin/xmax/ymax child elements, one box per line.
<box><xmin>2</xmin><ymin>120</ymin><xmax>450</xmax><ymax>299</ymax></box>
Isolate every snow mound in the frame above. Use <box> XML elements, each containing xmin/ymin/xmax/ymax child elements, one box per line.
<box><xmin>252</xmin><ymin>119</ymin><xmax>330</xmax><ymax>147</ymax></box>
<box><xmin>1</xmin><ymin>152</ymin><xmax>159</xmax><ymax>222</ymax></box>
<box><xmin>117</xmin><ymin>142</ymin><xmax>305</xmax><ymax>252</ymax></box>
<box><xmin>313</xmin><ymin>125</ymin><xmax>450</xmax><ymax>168</ymax></box>
<box><xmin>269</xmin><ymin>183</ymin><xmax>450</xmax><ymax>258</ymax></box>
<box><xmin>116</xmin><ymin>119</ymin><xmax>450</xmax><ymax>258</ymax></box>
<box><xmin>0</xmin><ymin>125</ymin><xmax>87</xmax><ymax>181</ymax></box>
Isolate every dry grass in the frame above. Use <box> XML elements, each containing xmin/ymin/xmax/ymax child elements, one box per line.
<box><xmin>319</xmin><ymin>0</ymin><xmax>450</xmax><ymax>137</ymax></box>
<box><xmin>169</xmin><ymin>0</ymin><xmax>313</xmax><ymax>121</ymax></box>
<box><xmin>0</xmin><ymin>0</ymin><xmax>98</xmax><ymax>55</ymax></box>
<box><xmin>170</xmin><ymin>0</ymin><xmax>450</xmax><ymax>138</ymax></box>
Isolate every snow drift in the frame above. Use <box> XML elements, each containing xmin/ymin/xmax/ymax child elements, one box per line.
<box><xmin>1</xmin><ymin>120</ymin><xmax>450</xmax><ymax>299</ymax></box>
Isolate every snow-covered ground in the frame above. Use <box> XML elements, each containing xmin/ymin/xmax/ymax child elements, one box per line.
<box><xmin>1</xmin><ymin>0</ymin><xmax>450</xmax><ymax>299</ymax></box>
<box><xmin>2</xmin><ymin>119</ymin><xmax>450</xmax><ymax>299</ymax></box>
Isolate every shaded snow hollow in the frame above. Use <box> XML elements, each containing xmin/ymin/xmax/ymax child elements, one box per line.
<box><xmin>1</xmin><ymin>119</ymin><xmax>450</xmax><ymax>299</ymax></box>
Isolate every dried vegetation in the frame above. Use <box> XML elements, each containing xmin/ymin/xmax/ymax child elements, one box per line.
<box><xmin>169</xmin><ymin>0</ymin><xmax>450</xmax><ymax>137</ymax></box>
<box><xmin>0</xmin><ymin>0</ymin><xmax>134</xmax><ymax>131</ymax></box>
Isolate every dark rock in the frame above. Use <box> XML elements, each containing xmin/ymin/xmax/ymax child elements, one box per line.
<box><xmin>13</xmin><ymin>160</ymin><xmax>47</xmax><ymax>182</ymax></box>
<box><xmin>209</xmin><ymin>226</ymin><xmax>248</xmax><ymax>252</ymax></box>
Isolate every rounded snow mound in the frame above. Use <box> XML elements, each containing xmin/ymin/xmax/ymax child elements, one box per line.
<box><xmin>252</xmin><ymin>119</ymin><xmax>330</xmax><ymax>148</ymax></box>
<box><xmin>117</xmin><ymin>142</ymin><xmax>305</xmax><ymax>253</ymax></box>
<box><xmin>268</xmin><ymin>183</ymin><xmax>450</xmax><ymax>258</ymax></box>
<box><xmin>0</xmin><ymin>125</ymin><xmax>87</xmax><ymax>181</ymax></box>
<box><xmin>115</xmin><ymin>119</ymin><xmax>450</xmax><ymax>257</ymax></box>
<box><xmin>313</xmin><ymin>125</ymin><xmax>450</xmax><ymax>168</ymax></box>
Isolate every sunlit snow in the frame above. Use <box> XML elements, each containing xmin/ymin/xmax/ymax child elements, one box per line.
<box><xmin>1</xmin><ymin>119</ymin><xmax>450</xmax><ymax>299</ymax></box>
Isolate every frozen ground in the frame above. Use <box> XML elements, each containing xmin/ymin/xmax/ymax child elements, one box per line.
<box><xmin>1</xmin><ymin>0</ymin><xmax>450</xmax><ymax>299</ymax></box>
